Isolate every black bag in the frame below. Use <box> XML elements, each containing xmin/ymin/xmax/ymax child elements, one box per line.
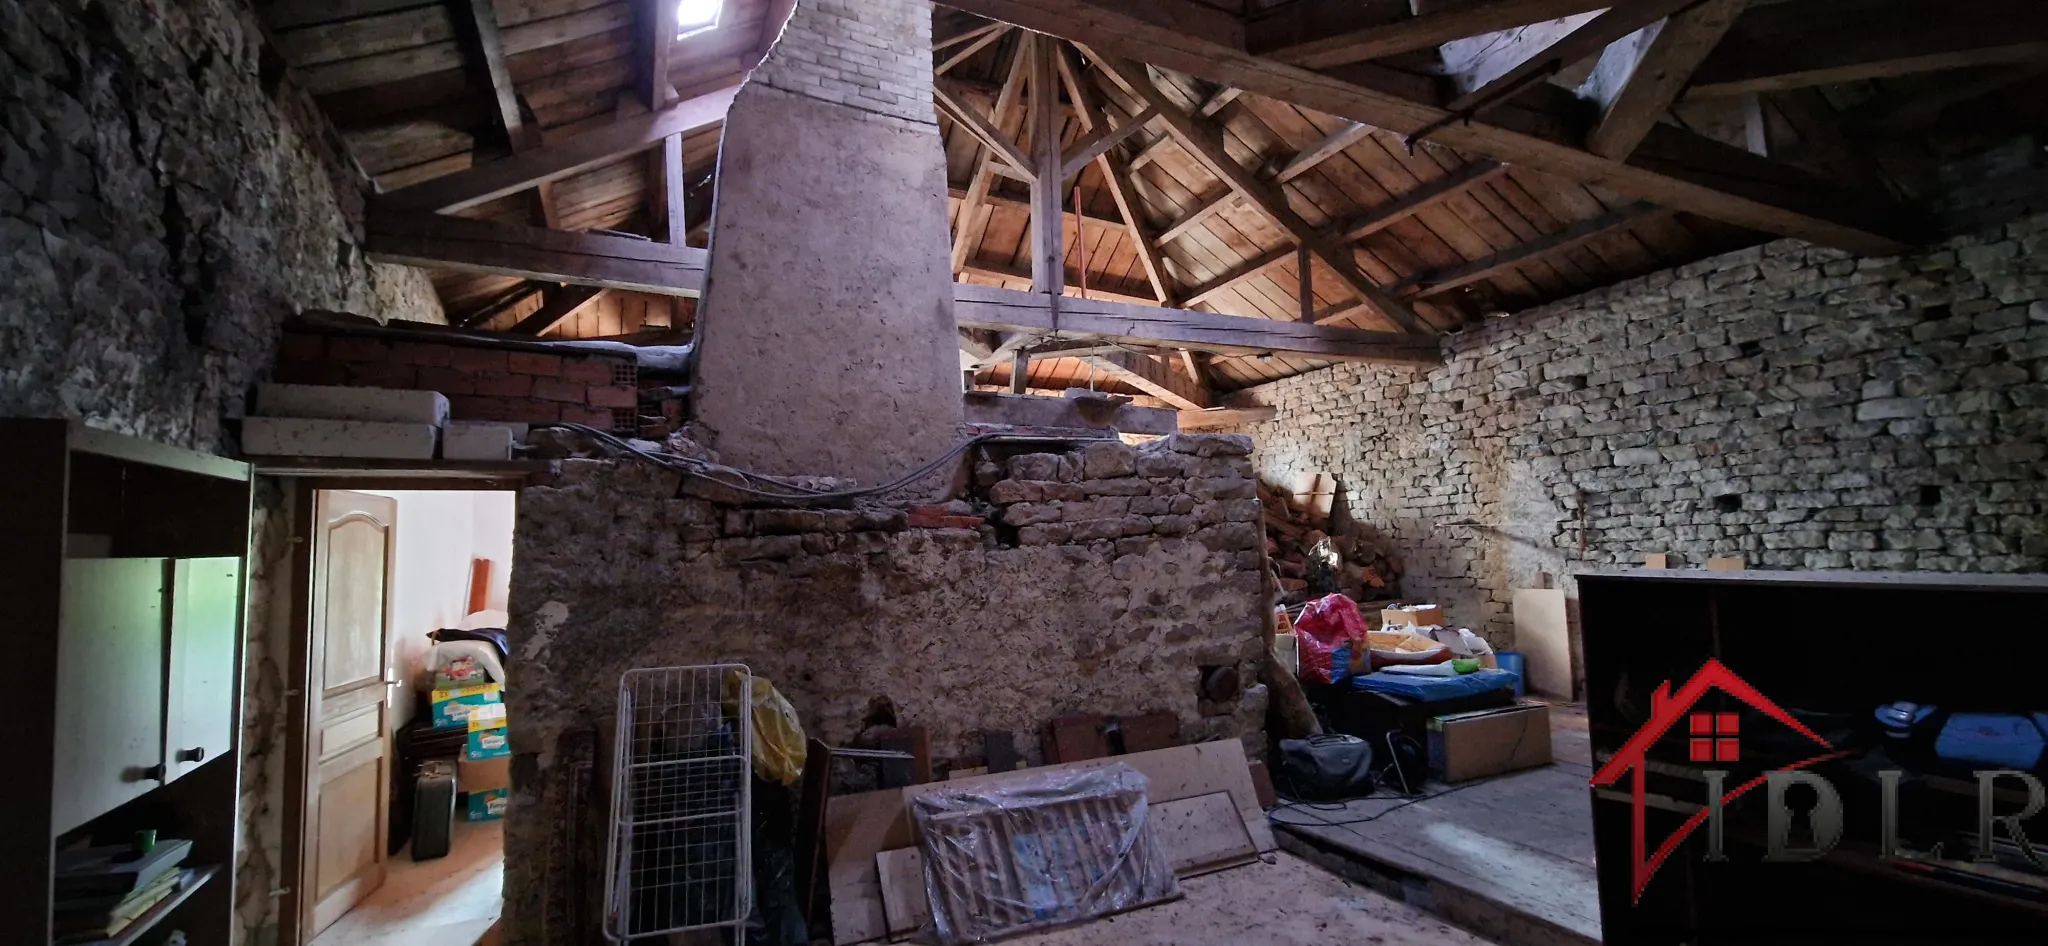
<box><xmin>1277</xmin><ymin>734</ymin><xmax>1376</xmax><ymax>801</ymax></box>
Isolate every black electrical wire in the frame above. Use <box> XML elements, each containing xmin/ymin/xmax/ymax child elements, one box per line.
<box><xmin>537</xmin><ymin>423</ymin><xmax>1098</xmax><ymax>504</ymax></box>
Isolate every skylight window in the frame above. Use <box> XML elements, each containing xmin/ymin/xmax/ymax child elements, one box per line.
<box><xmin>677</xmin><ymin>0</ymin><xmax>720</xmax><ymax>37</ymax></box>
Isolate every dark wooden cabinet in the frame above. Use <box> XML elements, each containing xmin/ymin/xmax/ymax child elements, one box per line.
<box><xmin>1579</xmin><ymin>569</ymin><xmax>2048</xmax><ymax>946</ymax></box>
<box><xmin>0</xmin><ymin>421</ymin><xmax>251</xmax><ymax>946</ymax></box>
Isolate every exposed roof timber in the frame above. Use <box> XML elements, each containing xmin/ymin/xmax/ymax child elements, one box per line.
<box><xmin>1154</xmin><ymin>190</ymin><xmax>1238</xmax><ymax>247</ymax></box>
<box><xmin>937</xmin><ymin>22</ymin><xmax>1012</xmax><ymax>73</ymax></box>
<box><xmin>1059</xmin><ymin>42</ymin><xmax>1177</xmax><ymax>304</ymax></box>
<box><xmin>1089</xmin><ymin>53</ymin><xmax>1433</xmax><ymax>334</ymax></box>
<box><xmin>948</xmin><ymin>184</ymin><xmax>1126</xmax><ymax>234</ymax></box>
<box><xmin>379</xmin><ymin>84</ymin><xmax>737</xmax><ymax>214</ymax></box>
<box><xmin>640</xmin><ymin>0</ymin><xmax>677</xmax><ymax>107</ymax></box>
<box><xmin>454</xmin><ymin>0</ymin><xmax>560</xmax><ymax>226</ymax></box>
<box><xmin>1059</xmin><ymin>105</ymin><xmax>1158</xmax><ymax>179</ymax></box>
<box><xmin>934</xmin><ymin>78</ymin><xmax>1037</xmax><ymax>180</ymax></box>
<box><xmin>365</xmin><ymin>209</ymin><xmax>707</xmax><ymax>295</ymax></box>
<box><xmin>953</xmin><ymin>283</ymin><xmax>1442</xmax><ymax>365</ymax></box>
<box><xmin>1685</xmin><ymin>0</ymin><xmax>2048</xmax><ymax>98</ymax></box>
<box><xmin>454</xmin><ymin>281</ymin><xmax>546</xmax><ymax>329</ymax></box>
<box><xmin>941</xmin><ymin>0</ymin><xmax>1919</xmax><ymax>255</ymax></box>
<box><xmin>936</xmin><ymin>18</ymin><xmax>1008</xmax><ymax>52</ymax></box>
<box><xmin>1582</xmin><ymin>0</ymin><xmax>1750</xmax><ymax>160</ymax></box>
<box><xmin>1250</xmin><ymin>0</ymin><xmax>1613</xmax><ymax>70</ymax></box>
<box><xmin>1081</xmin><ymin>351</ymin><xmax>1212</xmax><ymax>409</ymax></box>
<box><xmin>1441</xmin><ymin>0</ymin><xmax>1699</xmax><ymax>116</ymax></box>
<box><xmin>961</xmin><ymin>258</ymin><xmax>1161</xmax><ymax>307</ymax></box>
<box><xmin>953</xmin><ymin>35</ymin><xmax>1034</xmax><ymax>273</ymax></box>
<box><xmin>1393</xmin><ymin>202</ymin><xmax>1672</xmax><ymax>297</ymax></box>
<box><xmin>1029</xmin><ymin>39</ymin><xmax>1065</xmax><ymax>294</ymax></box>
<box><xmin>509</xmin><ymin>284</ymin><xmax>608</xmax><ymax>335</ymax></box>
<box><xmin>1273</xmin><ymin>121</ymin><xmax>1374</xmax><ymax>183</ymax></box>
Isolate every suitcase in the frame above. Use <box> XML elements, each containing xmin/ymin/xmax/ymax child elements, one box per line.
<box><xmin>412</xmin><ymin>761</ymin><xmax>458</xmax><ymax>861</ymax></box>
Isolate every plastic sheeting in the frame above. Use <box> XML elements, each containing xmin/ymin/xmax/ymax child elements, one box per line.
<box><xmin>909</xmin><ymin>764</ymin><xmax>1181</xmax><ymax>944</ymax></box>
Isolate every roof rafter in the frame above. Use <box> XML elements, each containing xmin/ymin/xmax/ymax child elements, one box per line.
<box><xmin>1582</xmin><ymin>0</ymin><xmax>1749</xmax><ymax>159</ymax></box>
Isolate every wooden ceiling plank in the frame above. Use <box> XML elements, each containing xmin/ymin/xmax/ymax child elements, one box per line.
<box><xmin>365</xmin><ymin>208</ymin><xmax>708</xmax><ymax>294</ymax></box>
<box><xmin>1254</xmin><ymin>0</ymin><xmax>1614</xmax><ymax>70</ymax></box>
<box><xmin>378</xmin><ymin>82</ymin><xmax>736</xmax><ymax>213</ymax></box>
<box><xmin>1687</xmin><ymin>0</ymin><xmax>2048</xmax><ymax>99</ymax></box>
<box><xmin>456</xmin><ymin>0</ymin><xmax>564</xmax><ymax>227</ymax></box>
<box><xmin>1582</xmin><ymin>0</ymin><xmax>1749</xmax><ymax>160</ymax></box>
<box><xmin>953</xmin><ymin>35</ymin><xmax>1035</xmax><ymax>274</ymax></box>
<box><xmin>953</xmin><ymin>283</ymin><xmax>1441</xmax><ymax>365</ymax></box>
<box><xmin>509</xmin><ymin>284</ymin><xmax>608</xmax><ymax>334</ymax></box>
<box><xmin>940</xmin><ymin>0</ymin><xmax>1920</xmax><ymax>255</ymax></box>
<box><xmin>1090</xmin><ymin>53</ymin><xmax>1431</xmax><ymax>334</ymax></box>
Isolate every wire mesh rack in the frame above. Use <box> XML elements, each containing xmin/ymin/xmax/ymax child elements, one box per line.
<box><xmin>604</xmin><ymin>664</ymin><xmax>754</xmax><ymax>942</ymax></box>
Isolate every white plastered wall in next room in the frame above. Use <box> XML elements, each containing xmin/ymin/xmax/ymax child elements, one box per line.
<box><xmin>354</xmin><ymin>490</ymin><xmax>517</xmax><ymax>731</ymax></box>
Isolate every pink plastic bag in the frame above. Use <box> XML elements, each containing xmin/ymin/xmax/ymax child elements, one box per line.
<box><xmin>1294</xmin><ymin>593</ymin><xmax>1368</xmax><ymax>684</ymax></box>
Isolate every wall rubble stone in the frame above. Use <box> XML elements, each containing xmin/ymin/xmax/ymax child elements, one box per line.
<box><xmin>499</xmin><ymin>434</ymin><xmax>1268</xmax><ymax>944</ymax></box>
<box><xmin>1229</xmin><ymin>214</ymin><xmax>2048</xmax><ymax>645</ymax></box>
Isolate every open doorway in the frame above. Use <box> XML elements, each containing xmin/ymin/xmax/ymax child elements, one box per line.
<box><xmin>285</xmin><ymin>487</ymin><xmax>517</xmax><ymax>946</ymax></box>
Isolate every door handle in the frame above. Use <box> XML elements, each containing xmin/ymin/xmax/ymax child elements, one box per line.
<box><xmin>177</xmin><ymin>747</ymin><xmax>207</xmax><ymax>763</ymax></box>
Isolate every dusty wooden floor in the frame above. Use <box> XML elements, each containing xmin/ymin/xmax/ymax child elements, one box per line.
<box><xmin>1270</xmin><ymin>703</ymin><xmax>1600</xmax><ymax>946</ymax></box>
<box><xmin>1010</xmin><ymin>851</ymin><xmax>1498</xmax><ymax>946</ymax></box>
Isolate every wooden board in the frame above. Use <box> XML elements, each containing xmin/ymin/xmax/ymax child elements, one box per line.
<box><xmin>827</xmin><ymin>740</ymin><xmax>1273</xmax><ymax>945</ymax></box>
<box><xmin>1152</xmin><ymin>792</ymin><xmax>1258</xmax><ymax>876</ymax></box>
<box><xmin>876</xmin><ymin>847</ymin><xmax>930</xmax><ymax>939</ymax></box>
<box><xmin>1511</xmin><ymin>588</ymin><xmax>1571</xmax><ymax>701</ymax></box>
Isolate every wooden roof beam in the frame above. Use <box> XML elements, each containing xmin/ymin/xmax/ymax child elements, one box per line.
<box><xmin>1440</xmin><ymin>0</ymin><xmax>1701</xmax><ymax>117</ymax></box>
<box><xmin>1081</xmin><ymin>351</ymin><xmax>1211</xmax><ymax>409</ymax></box>
<box><xmin>1582</xmin><ymin>0</ymin><xmax>1749</xmax><ymax>159</ymax></box>
<box><xmin>1090</xmin><ymin>53</ymin><xmax>1431</xmax><ymax>334</ymax></box>
<box><xmin>1685</xmin><ymin>0</ymin><xmax>2048</xmax><ymax>98</ymax></box>
<box><xmin>379</xmin><ymin>84</ymin><xmax>736</xmax><ymax>214</ymax></box>
<box><xmin>1393</xmin><ymin>202</ymin><xmax>1672</xmax><ymax>297</ymax></box>
<box><xmin>935</xmin><ymin>78</ymin><xmax>1038</xmax><ymax>181</ymax></box>
<box><xmin>365</xmin><ymin>209</ymin><xmax>707</xmax><ymax>296</ymax></box>
<box><xmin>1251</xmin><ymin>0</ymin><xmax>1613</xmax><ymax>70</ymax></box>
<box><xmin>509</xmin><ymin>284</ymin><xmax>608</xmax><ymax>335</ymax></box>
<box><xmin>1273</xmin><ymin>121</ymin><xmax>1374</xmax><ymax>183</ymax></box>
<box><xmin>1029</xmin><ymin>38</ymin><xmax>1065</xmax><ymax>294</ymax></box>
<box><xmin>941</xmin><ymin>0</ymin><xmax>1919</xmax><ymax>255</ymax></box>
<box><xmin>953</xmin><ymin>283</ymin><xmax>1441</xmax><ymax>365</ymax></box>
<box><xmin>952</xmin><ymin>35</ymin><xmax>1034</xmax><ymax>274</ymax></box>
<box><xmin>937</xmin><ymin>22</ymin><xmax>1012</xmax><ymax>74</ymax></box>
<box><xmin>1059</xmin><ymin>43</ymin><xmax>1178</xmax><ymax>305</ymax></box>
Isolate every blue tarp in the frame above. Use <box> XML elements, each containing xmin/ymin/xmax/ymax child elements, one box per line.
<box><xmin>1348</xmin><ymin>668</ymin><xmax>1520</xmax><ymax>702</ymax></box>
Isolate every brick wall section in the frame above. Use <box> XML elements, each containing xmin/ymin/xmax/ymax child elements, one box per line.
<box><xmin>500</xmin><ymin>434</ymin><xmax>1269</xmax><ymax>944</ymax></box>
<box><xmin>274</xmin><ymin>329</ymin><xmax>639</xmax><ymax>429</ymax></box>
<box><xmin>751</xmin><ymin>0</ymin><xmax>936</xmax><ymax>126</ymax></box>
<box><xmin>1227</xmin><ymin>214</ymin><xmax>2048</xmax><ymax>645</ymax></box>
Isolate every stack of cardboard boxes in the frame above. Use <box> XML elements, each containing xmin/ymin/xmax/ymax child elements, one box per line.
<box><xmin>430</xmin><ymin>681</ymin><xmax>511</xmax><ymax>820</ymax></box>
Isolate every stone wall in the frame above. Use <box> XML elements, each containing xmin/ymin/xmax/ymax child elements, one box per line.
<box><xmin>0</xmin><ymin>0</ymin><xmax>442</xmax><ymax>454</ymax></box>
<box><xmin>499</xmin><ymin>434</ymin><xmax>1269</xmax><ymax>944</ymax></box>
<box><xmin>1227</xmin><ymin>213</ymin><xmax>2048</xmax><ymax>647</ymax></box>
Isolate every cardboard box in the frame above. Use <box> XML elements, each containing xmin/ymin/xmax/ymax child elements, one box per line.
<box><xmin>466</xmin><ymin>788</ymin><xmax>508</xmax><ymax>821</ymax></box>
<box><xmin>459</xmin><ymin>754</ymin><xmax>510</xmax><ymax>792</ymax></box>
<box><xmin>464</xmin><ymin>704</ymin><xmax>509</xmax><ymax>761</ymax></box>
<box><xmin>430</xmin><ymin>683</ymin><xmax>503</xmax><ymax>728</ymax></box>
<box><xmin>1382</xmin><ymin>604</ymin><xmax>1445</xmax><ymax>628</ymax></box>
<box><xmin>1427</xmin><ymin>702</ymin><xmax>1553</xmax><ymax>782</ymax></box>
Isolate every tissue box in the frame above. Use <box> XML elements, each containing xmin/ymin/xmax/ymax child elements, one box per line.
<box><xmin>464</xmin><ymin>704</ymin><xmax>510</xmax><ymax>761</ymax></box>
<box><xmin>466</xmin><ymin>788</ymin><xmax>509</xmax><ymax>821</ymax></box>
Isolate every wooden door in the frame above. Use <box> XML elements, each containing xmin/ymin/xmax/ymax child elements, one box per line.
<box><xmin>303</xmin><ymin>491</ymin><xmax>396</xmax><ymax>938</ymax></box>
<box><xmin>166</xmin><ymin>557</ymin><xmax>243</xmax><ymax>782</ymax></box>
<box><xmin>52</xmin><ymin>558</ymin><xmax>169</xmax><ymax>835</ymax></box>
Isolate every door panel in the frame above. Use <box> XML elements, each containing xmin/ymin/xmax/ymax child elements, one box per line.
<box><xmin>52</xmin><ymin>558</ymin><xmax>169</xmax><ymax>835</ymax></box>
<box><xmin>303</xmin><ymin>491</ymin><xmax>396</xmax><ymax>939</ymax></box>
<box><xmin>167</xmin><ymin>557</ymin><xmax>242</xmax><ymax>782</ymax></box>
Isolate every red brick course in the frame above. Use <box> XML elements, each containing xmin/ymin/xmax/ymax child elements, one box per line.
<box><xmin>276</xmin><ymin>330</ymin><xmax>645</xmax><ymax>433</ymax></box>
<box><xmin>587</xmin><ymin>385</ymin><xmax>639</xmax><ymax>409</ymax></box>
<box><xmin>472</xmin><ymin>373</ymin><xmax>535</xmax><ymax>398</ymax></box>
<box><xmin>508</xmin><ymin>352</ymin><xmax>563</xmax><ymax>376</ymax></box>
<box><xmin>532</xmin><ymin>378</ymin><xmax>587</xmax><ymax>403</ymax></box>
<box><xmin>562</xmin><ymin>358</ymin><xmax>613</xmax><ymax>383</ymax></box>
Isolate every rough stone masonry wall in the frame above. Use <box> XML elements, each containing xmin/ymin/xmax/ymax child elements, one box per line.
<box><xmin>1230</xmin><ymin>212</ymin><xmax>2048</xmax><ymax>647</ymax></box>
<box><xmin>1</xmin><ymin>0</ymin><xmax>443</xmax><ymax>451</ymax></box>
<box><xmin>499</xmin><ymin>434</ymin><xmax>1269</xmax><ymax>944</ymax></box>
<box><xmin>4</xmin><ymin>4</ymin><xmax>443</xmax><ymax>945</ymax></box>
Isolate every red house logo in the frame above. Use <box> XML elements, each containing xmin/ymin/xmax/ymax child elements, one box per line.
<box><xmin>1588</xmin><ymin>659</ymin><xmax>1848</xmax><ymax>901</ymax></box>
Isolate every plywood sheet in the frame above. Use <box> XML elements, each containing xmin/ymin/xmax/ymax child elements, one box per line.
<box><xmin>1512</xmin><ymin>588</ymin><xmax>1571</xmax><ymax>700</ymax></box>
<box><xmin>876</xmin><ymin>847</ymin><xmax>930</xmax><ymax>939</ymax></box>
<box><xmin>1152</xmin><ymin>792</ymin><xmax>1257</xmax><ymax>876</ymax></box>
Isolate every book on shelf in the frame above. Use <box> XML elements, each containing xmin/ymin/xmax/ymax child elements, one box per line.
<box><xmin>54</xmin><ymin>839</ymin><xmax>192</xmax><ymax>899</ymax></box>
<box><xmin>53</xmin><ymin>867</ymin><xmax>190</xmax><ymax>944</ymax></box>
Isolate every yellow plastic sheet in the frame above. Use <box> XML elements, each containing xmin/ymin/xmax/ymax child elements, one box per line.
<box><xmin>724</xmin><ymin>669</ymin><xmax>806</xmax><ymax>785</ymax></box>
